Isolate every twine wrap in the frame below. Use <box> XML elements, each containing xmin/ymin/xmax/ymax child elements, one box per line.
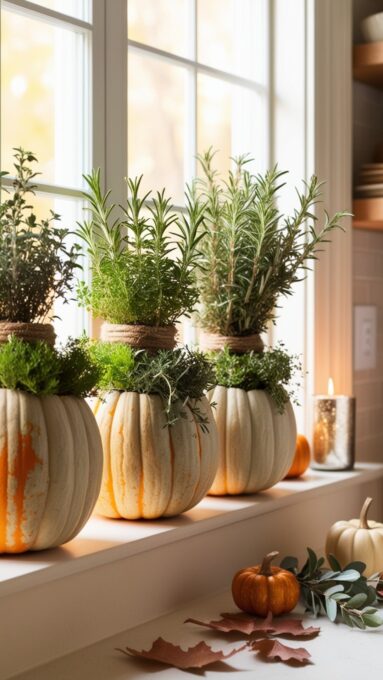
<box><xmin>0</xmin><ymin>322</ymin><xmax>56</xmax><ymax>347</ymax></box>
<box><xmin>199</xmin><ymin>331</ymin><xmax>264</xmax><ymax>354</ymax></box>
<box><xmin>101</xmin><ymin>323</ymin><xmax>177</xmax><ymax>351</ymax></box>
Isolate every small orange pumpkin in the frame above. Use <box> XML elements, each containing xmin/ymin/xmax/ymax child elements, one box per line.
<box><xmin>285</xmin><ymin>434</ymin><xmax>310</xmax><ymax>479</ymax></box>
<box><xmin>231</xmin><ymin>551</ymin><xmax>300</xmax><ymax>617</ymax></box>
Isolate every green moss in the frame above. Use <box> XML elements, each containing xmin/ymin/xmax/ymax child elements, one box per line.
<box><xmin>88</xmin><ymin>341</ymin><xmax>215</xmax><ymax>428</ymax></box>
<box><xmin>0</xmin><ymin>336</ymin><xmax>99</xmax><ymax>397</ymax></box>
<box><xmin>209</xmin><ymin>345</ymin><xmax>302</xmax><ymax>412</ymax></box>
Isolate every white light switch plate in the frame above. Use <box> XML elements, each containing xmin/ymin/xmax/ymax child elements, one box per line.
<box><xmin>354</xmin><ymin>305</ymin><xmax>377</xmax><ymax>371</ymax></box>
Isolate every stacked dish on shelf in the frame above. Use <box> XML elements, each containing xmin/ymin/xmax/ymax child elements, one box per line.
<box><xmin>355</xmin><ymin>163</ymin><xmax>383</xmax><ymax>198</ymax></box>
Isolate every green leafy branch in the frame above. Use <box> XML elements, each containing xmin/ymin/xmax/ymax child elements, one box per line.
<box><xmin>281</xmin><ymin>548</ymin><xmax>383</xmax><ymax>629</ymax></box>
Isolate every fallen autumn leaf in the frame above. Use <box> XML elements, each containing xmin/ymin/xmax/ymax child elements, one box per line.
<box><xmin>117</xmin><ymin>637</ymin><xmax>247</xmax><ymax>669</ymax></box>
<box><xmin>251</xmin><ymin>638</ymin><xmax>312</xmax><ymax>665</ymax></box>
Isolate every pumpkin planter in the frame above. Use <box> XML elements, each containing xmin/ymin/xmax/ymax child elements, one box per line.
<box><xmin>0</xmin><ymin>390</ymin><xmax>102</xmax><ymax>553</ymax></box>
<box><xmin>0</xmin><ymin>150</ymin><xmax>103</xmax><ymax>553</ymax></box>
<box><xmin>79</xmin><ymin>173</ymin><xmax>219</xmax><ymax>519</ymax></box>
<box><xmin>207</xmin><ymin>386</ymin><xmax>296</xmax><ymax>495</ymax></box>
<box><xmin>195</xmin><ymin>150</ymin><xmax>346</xmax><ymax>498</ymax></box>
<box><xmin>232</xmin><ymin>551</ymin><xmax>300</xmax><ymax>617</ymax></box>
<box><xmin>326</xmin><ymin>497</ymin><xmax>383</xmax><ymax>577</ymax></box>
<box><xmin>93</xmin><ymin>391</ymin><xmax>218</xmax><ymax>519</ymax></box>
<box><xmin>284</xmin><ymin>434</ymin><xmax>311</xmax><ymax>479</ymax></box>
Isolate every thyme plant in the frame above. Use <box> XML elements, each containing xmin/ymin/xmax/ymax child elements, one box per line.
<box><xmin>87</xmin><ymin>341</ymin><xmax>215</xmax><ymax>427</ymax></box>
<box><xmin>77</xmin><ymin>171</ymin><xmax>206</xmax><ymax>326</ymax></box>
<box><xmin>210</xmin><ymin>345</ymin><xmax>301</xmax><ymax>412</ymax></box>
<box><xmin>0</xmin><ymin>148</ymin><xmax>80</xmax><ymax>323</ymax></box>
<box><xmin>195</xmin><ymin>148</ymin><xmax>348</xmax><ymax>337</ymax></box>
<box><xmin>0</xmin><ymin>336</ymin><xmax>99</xmax><ymax>397</ymax></box>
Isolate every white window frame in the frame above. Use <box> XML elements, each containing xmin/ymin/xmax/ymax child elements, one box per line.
<box><xmin>0</xmin><ymin>0</ymin><xmax>353</xmax><ymax>435</ymax></box>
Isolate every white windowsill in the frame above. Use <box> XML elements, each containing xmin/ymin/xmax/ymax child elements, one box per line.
<box><xmin>1</xmin><ymin>462</ymin><xmax>383</xmax><ymax>597</ymax></box>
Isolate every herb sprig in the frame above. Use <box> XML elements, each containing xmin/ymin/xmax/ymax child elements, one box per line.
<box><xmin>281</xmin><ymin>548</ymin><xmax>383</xmax><ymax>629</ymax></box>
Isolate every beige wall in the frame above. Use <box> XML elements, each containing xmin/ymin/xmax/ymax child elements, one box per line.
<box><xmin>353</xmin><ymin>0</ymin><xmax>383</xmax><ymax>462</ymax></box>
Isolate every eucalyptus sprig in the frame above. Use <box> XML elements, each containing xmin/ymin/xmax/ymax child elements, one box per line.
<box><xmin>195</xmin><ymin>148</ymin><xmax>349</xmax><ymax>336</ymax></box>
<box><xmin>77</xmin><ymin>171</ymin><xmax>206</xmax><ymax>326</ymax></box>
<box><xmin>0</xmin><ymin>148</ymin><xmax>80</xmax><ymax>323</ymax></box>
<box><xmin>281</xmin><ymin>548</ymin><xmax>383</xmax><ymax>629</ymax></box>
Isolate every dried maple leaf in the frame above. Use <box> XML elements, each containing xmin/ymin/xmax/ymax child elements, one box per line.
<box><xmin>185</xmin><ymin>611</ymin><xmax>274</xmax><ymax>636</ymax></box>
<box><xmin>251</xmin><ymin>638</ymin><xmax>312</xmax><ymax>665</ymax></box>
<box><xmin>185</xmin><ymin>611</ymin><xmax>319</xmax><ymax>639</ymax></box>
<box><xmin>117</xmin><ymin>637</ymin><xmax>246</xmax><ymax>669</ymax></box>
<box><xmin>268</xmin><ymin>617</ymin><xmax>320</xmax><ymax>639</ymax></box>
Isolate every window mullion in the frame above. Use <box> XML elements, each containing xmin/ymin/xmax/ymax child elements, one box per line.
<box><xmin>105</xmin><ymin>0</ymin><xmax>127</xmax><ymax>205</ymax></box>
<box><xmin>92</xmin><ymin>0</ymin><xmax>106</xmax><ymax>187</ymax></box>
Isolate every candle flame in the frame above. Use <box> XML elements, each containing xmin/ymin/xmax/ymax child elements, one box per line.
<box><xmin>328</xmin><ymin>378</ymin><xmax>334</xmax><ymax>396</ymax></box>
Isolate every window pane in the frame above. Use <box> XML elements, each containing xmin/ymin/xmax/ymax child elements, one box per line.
<box><xmin>1</xmin><ymin>8</ymin><xmax>89</xmax><ymax>188</ymax></box>
<box><xmin>128</xmin><ymin>50</ymin><xmax>188</xmax><ymax>204</ymax></box>
<box><xmin>128</xmin><ymin>0</ymin><xmax>192</xmax><ymax>58</ymax></box>
<box><xmin>22</xmin><ymin>193</ymin><xmax>88</xmax><ymax>343</ymax></box>
<box><xmin>197</xmin><ymin>0</ymin><xmax>263</xmax><ymax>80</ymax></box>
<box><xmin>197</xmin><ymin>74</ymin><xmax>268</xmax><ymax>175</ymax></box>
<box><xmin>26</xmin><ymin>0</ymin><xmax>91</xmax><ymax>22</ymax></box>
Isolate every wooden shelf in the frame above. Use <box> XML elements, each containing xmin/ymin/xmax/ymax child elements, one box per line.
<box><xmin>354</xmin><ymin>41</ymin><xmax>383</xmax><ymax>89</ymax></box>
<box><xmin>353</xmin><ymin>198</ymin><xmax>383</xmax><ymax>230</ymax></box>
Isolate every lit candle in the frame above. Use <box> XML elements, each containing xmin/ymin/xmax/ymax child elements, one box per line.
<box><xmin>312</xmin><ymin>378</ymin><xmax>356</xmax><ymax>471</ymax></box>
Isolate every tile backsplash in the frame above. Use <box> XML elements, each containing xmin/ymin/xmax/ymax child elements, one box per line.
<box><xmin>354</xmin><ymin>230</ymin><xmax>383</xmax><ymax>462</ymax></box>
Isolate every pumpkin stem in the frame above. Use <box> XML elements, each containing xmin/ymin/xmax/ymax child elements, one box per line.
<box><xmin>259</xmin><ymin>551</ymin><xmax>279</xmax><ymax>576</ymax></box>
<box><xmin>359</xmin><ymin>497</ymin><xmax>373</xmax><ymax>529</ymax></box>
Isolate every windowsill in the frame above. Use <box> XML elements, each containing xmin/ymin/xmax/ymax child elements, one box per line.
<box><xmin>2</xmin><ymin>462</ymin><xmax>382</xmax><ymax>597</ymax></box>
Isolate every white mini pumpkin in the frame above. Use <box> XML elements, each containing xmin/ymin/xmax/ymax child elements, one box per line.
<box><xmin>0</xmin><ymin>389</ymin><xmax>103</xmax><ymax>553</ymax></box>
<box><xmin>93</xmin><ymin>391</ymin><xmax>218</xmax><ymax>519</ymax></box>
<box><xmin>207</xmin><ymin>386</ymin><xmax>297</xmax><ymax>495</ymax></box>
<box><xmin>326</xmin><ymin>497</ymin><xmax>383</xmax><ymax>576</ymax></box>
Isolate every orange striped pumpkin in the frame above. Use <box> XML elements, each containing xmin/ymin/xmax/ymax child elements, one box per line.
<box><xmin>0</xmin><ymin>389</ymin><xmax>103</xmax><ymax>553</ymax></box>
<box><xmin>92</xmin><ymin>391</ymin><xmax>218</xmax><ymax>519</ymax></box>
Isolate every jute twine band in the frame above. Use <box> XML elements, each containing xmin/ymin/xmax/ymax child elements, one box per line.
<box><xmin>0</xmin><ymin>322</ymin><xmax>56</xmax><ymax>346</ymax></box>
<box><xmin>101</xmin><ymin>323</ymin><xmax>177</xmax><ymax>351</ymax></box>
<box><xmin>199</xmin><ymin>331</ymin><xmax>264</xmax><ymax>354</ymax></box>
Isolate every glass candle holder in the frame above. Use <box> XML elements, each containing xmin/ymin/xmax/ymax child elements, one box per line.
<box><xmin>312</xmin><ymin>395</ymin><xmax>356</xmax><ymax>471</ymax></box>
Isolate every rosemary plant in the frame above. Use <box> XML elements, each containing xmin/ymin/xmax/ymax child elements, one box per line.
<box><xmin>195</xmin><ymin>148</ymin><xmax>348</xmax><ymax>337</ymax></box>
<box><xmin>77</xmin><ymin>171</ymin><xmax>205</xmax><ymax>326</ymax></box>
<box><xmin>0</xmin><ymin>148</ymin><xmax>80</xmax><ymax>323</ymax></box>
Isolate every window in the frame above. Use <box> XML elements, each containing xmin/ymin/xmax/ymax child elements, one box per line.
<box><xmin>127</xmin><ymin>0</ymin><xmax>270</xmax><ymax>205</ymax></box>
<box><xmin>0</xmin><ymin>0</ymin><xmax>92</xmax><ymax>342</ymax></box>
<box><xmin>1</xmin><ymin>0</ymin><xmax>270</xmax><ymax>336</ymax></box>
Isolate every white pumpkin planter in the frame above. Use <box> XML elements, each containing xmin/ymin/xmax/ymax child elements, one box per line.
<box><xmin>92</xmin><ymin>391</ymin><xmax>219</xmax><ymax>519</ymax></box>
<box><xmin>0</xmin><ymin>389</ymin><xmax>103</xmax><ymax>553</ymax></box>
<box><xmin>207</xmin><ymin>386</ymin><xmax>297</xmax><ymax>495</ymax></box>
